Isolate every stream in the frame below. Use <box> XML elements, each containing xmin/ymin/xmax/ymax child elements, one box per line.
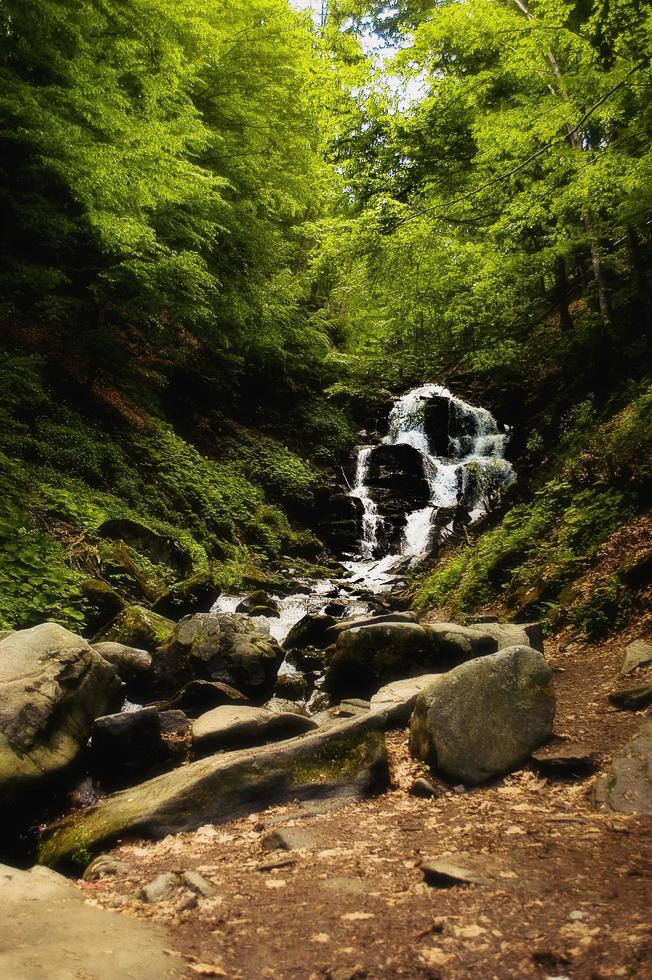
<box><xmin>212</xmin><ymin>383</ymin><xmax>515</xmax><ymax>651</ymax></box>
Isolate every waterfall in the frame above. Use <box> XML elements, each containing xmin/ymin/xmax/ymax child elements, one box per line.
<box><xmin>350</xmin><ymin>382</ymin><xmax>515</xmax><ymax>562</ymax></box>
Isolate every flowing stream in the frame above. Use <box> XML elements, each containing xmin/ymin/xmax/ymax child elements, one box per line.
<box><xmin>213</xmin><ymin>383</ymin><xmax>514</xmax><ymax>645</ymax></box>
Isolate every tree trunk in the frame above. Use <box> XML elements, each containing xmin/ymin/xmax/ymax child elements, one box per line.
<box><xmin>554</xmin><ymin>255</ymin><xmax>574</xmax><ymax>333</ymax></box>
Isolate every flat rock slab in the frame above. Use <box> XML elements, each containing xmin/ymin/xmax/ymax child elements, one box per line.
<box><xmin>608</xmin><ymin>680</ymin><xmax>652</xmax><ymax>711</ymax></box>
<box><xmin>0</xmin><ymin>862</ymin><xmax>180</xmax><ymax>979</ymax></box>
<box><xmin>531</xmin><ymin>743</ymin><xmax>598</xmax><ymax>776</ymax></box>
<box><xmin>593</xmin><ymin>719</ymin><xmax>652</xmax><ymax>814</ymax></box>
<box><xmin>261</xmin><ymin>828</ymin><xmax>320</xmax><ymax>852</ymax></box>
<box><xmin>620</xmin><ymin>639</ymin><xmax>652</xmax><ymax>675</ymax></box>
<box><xmin>370</xmin><ymin>674</ymin><xmax>443</xmax><ymax>724</ymax></box>
<box><xmin>192</xmin><ymin>704</ymin><xmax>317</xmax><ymax>751</ymax></box>
<box><xmin>420</xmin><ymin>854</ymin><xmax>502</xmax><ymax>888</ymax></box>
<box><xmin>39</xmin><ymin>712</ymin><xmax>389</xmax><ymax>871</ymax></box>
<box><xmin>468</xmin><ymin>621</ymin><xmax>544</xmax><ymax>653</ymax></box>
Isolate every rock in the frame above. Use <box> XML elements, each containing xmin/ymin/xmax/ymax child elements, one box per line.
<box><xmin>324</xmin><ymin>622</ymin><xmax>497</xmax><ymax>701</ymax></box>
<box><xmin>274</xmin><ymin>671</ymin><xmax>313</xmax><ymax>701</ymax></box>
<box><xmin>263</xmin><ymin>697</ymin><xmax>310</xmax><ymax>717</ymax></box>
<box><xmin>468</xmin><ymin>621</ymin><xmax>544</xmax><ymax>653</ymax></box>
<box><xmin>155</xmin><ymin>612</ymin><xmax>283</xmax><ymax>699</ymax></box>
<box><xmin>97</xmin><ymin>518</ymin><xmax>193</xmax><ymax>578</ymax></box>
<box><xmin>364</xmin><ymin>444</ymin><xmax>431</xmax><ymax>554</ymax></box>
<box><xmin>162</xmin><ymin>678</ymin><xmax>248</xmax><ymax>716</ymax></box>
<box><xmin>0</xmin><ymin>624</ymin><xmax>121</xmax><ymax>802</ymax></box>
<box><xmin>593</xmin><ymin>719</ymin><xmax>652</xmax><ymax>813</ymax></box>
<box><xmin>152</xmin><ymin>572</ymin><xmax>220</xmax><ymax>619</ymax></box>
<box><xmin>39</xmin><ymin>712</ymin><xmax>390</xmax><ymax>870</ymax></box>
<box><xmin>313</xmin><ymin>490</ymin><xmax>364</xmax><ymax>554</ymax></box>
<box><xmin>423</xmin><ymin>394</ymin><xmax>451</xmax><ymax>455</ymax></box>
<box><xmin>141</xmin><ymin>871</ymin><xmax>182</xmax><ymax>904</ymax></box>
<box><xmin>182</xmin><ymin>870</ymin><xmax>215</xmax><ymax>897</ymax></box>
<box><xmin>409</xmin><ymin>776</ymin><xmax>438</xmax><ymax>798</ymax></box>
<box><xmin>82</xmin><ymin>855</ymin><xmax>130</xmax><ymax>882</ymax></box>
<box><xmin>92</xmin><ymin>604</ymin><xmax>175</xmax><ymax>651</ymax></box>
<box><xmin>323</xmin><ymin>601</ymin><xmax>347</xmax><ymax>617</ymax></box>
<box><xmin>619</xmin><ymin>550</ymin><xmax>652</xmax><ymax>589</ymax></box>
<box><xmin>370</xmin><ymin>674</ymin><xmax>443</xmax><ymax>725</ymax></box>
<box><xmin>420</xmin><ymin>856</ymin><xmax>494</xmax><ymax>887</ymax></box>
<box><xmin>236</xmin><ymin>590</ymin><xmax>280</xmax><ymax>617</ymax></box>
<box><xmin>620</xmin><ymin>639</ymin><xmax>652</xmax><ymax>676</ymax></box>
<box><xmin>608</xmin><ymin>682</ymin><xmax>652</xmax><ymax>711</ymax></box>
<box><xmin>531</xmin><ymin>743</ymin><xmax>598</xmax><ymax>777</ymax></box>
<box><xmin>92</xmin><ymin>641</ymin><xmax>152</xmax><ymax>690</ymax></box>
<box><xmin>0</xmin><ymin>862</ymin><xmax>181</xmax><ymax>979</ymax></box>
<box><xmin>326</xmin><ymin>611</ymin><xmax>420</xmax><ymax>641</ymax></box>
<box><xmin>261</xmin><ymin>828</ymin><xmax>318</xmax><ymax>852</ymax></box>
<box><xmin>283</xmin><ymin>613</ymin><xmax>338</xmax><ymax>652</ymax></box>
<box><xmin>409</xmin><ymin>645</ymin><xmax>555</xmax><ymax>785</ymax></box>
<box><xmin>159</xmin><ymin>709</ymin><xmax>191</xmax><ymax>737</ymax></box>
<box><xmin>91</xmin><ymin>707</ymin><xmax>168</xmax><ymax>786</ymax></box>
<box><xmin>286</xmin><ymin>647</ymin><xmax>326</xmax><ymax>671</ymax></box>
<box><xmin>80</xmin><ymin>578</ymin><xmax>126</xmax><ymax>632</ymax></box>
<box><xmin>192</xmin><ymin>704</ymin><xmax>317</xmax><ymax>753</ymax></box>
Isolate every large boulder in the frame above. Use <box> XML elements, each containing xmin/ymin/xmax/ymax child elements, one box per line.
<box><xmin>0</xmin><ymin>862</ymin><xmax>181</xmax><ymax>979</ymax></box>
<box><xmin>97</xmin><ymin>518</ymin><xmax>192</xmax><ymax>578</ymax></box>
<box><xmin>91</xmin><ymin>604</ymin><xmax>175</xmax><ymax>651</ymax></box>
<box><xmin>155</xmin><ymin>612</ymin><xmax>283</xmax><ymax>700</ymax></box>
<box><xmin>409</xmin><ymin>645</ymin><xmax>555</xmax><ymax>785</ymax></box>
<box><xmin>468</xmin><ymin>621</ymin><xmax>544</xmax><ymax>653</ymax></box>
<box><xmin>192</xmin><ymin>704</ymin><xmax>317</xmax><ymax>753</ymax></box>
<box><xmin>283</xmin><ymin>613</ymin><xmax>337</xmax><ymax>652</ymax></box>
<box><xmin>235</xmin><ymin>590</ymin><xmax>280</xmax><ymax>618</ymax></box>
<box><xmin>324</xmin><ymin>621</ymin><xmax>497</xmax><ymax>701</ymax></box>
<box><xmin>370</xmin><ymin>674</ymin><xmax>443</xmax><ymax>725</ymax></box>
<box><xmin>363</xmin><ymin>443</ymin><xmax>431</xmax><ymax>554</ymax></box>
<box><xmin>39</xmin><ymin>712</ymin><xmax>390</xmax><ymax>871</ymax></box>
<box><xmin>0</xmin><ymin>624</ymin><xmax>121</xmax><ymax>802</ymax></box>
<box><xmin>160</xmin><ymin>678</ymin><xmax>247</xmax><ymax>716</ymax></box>
<box><xmin>90</xmin><ymin>708</ymin><xmax>168</xmax><ymax>786</ymax></box>
<box><xmin>593</xmin><ymin>719</ymin><xmax>652</xmax><ymax>814</ymax></box>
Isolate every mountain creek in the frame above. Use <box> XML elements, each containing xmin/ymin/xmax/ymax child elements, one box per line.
<box><xmin>1</xmin><ymin>385</ymin><xmax>651</xmax><ymax>980</ymax></box>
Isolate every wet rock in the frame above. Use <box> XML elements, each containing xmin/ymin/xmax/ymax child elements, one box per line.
<box><xmin>619</xmin><ymin>639</ymin><xmax>652</xmax><ymax>676</ymax></box>
<box><xmin>409</xmin><ymin>645</ymin><xmax>555</xmax><ymax>785</ymax></box>
<box><xmin>263</xmin><ymin>697</ymin><xmax>310</xmax><ymax>717</ymax></box>
<box><xmin>283</xmin><ymin>613</ymin><xmax>338</xmax><ymax>652</ymax></box>
<box><xmin>192</xmin><ymin>704</ymin><xmax>317</xmax><ymax>753</ymax></box>
<box><xmin>593</xmin><ymin>719</ymin><xmax>652</xmax><ymax>814</ymax></box>
<box><xmin>323</xmin><ymin>601</ymin><xmax>347</xmax><ymax>617</ymax></box>
<box><xmin>324</xmin><ymin>622</ymin><xmax>497</xmax><ymax>701</ymax></box>
<box><xmin>274</xmin><ymin>671</ymin><xmax>313</xmax><ymax>702</ymax></box>
<box><xmin>0</xmin><ymin>862</ymin><xmax>180</xmax><ymax>979</ymax></box>
<box><xmin>286</xmin><ymin>647</ymin><xmax>326</xmax><ymax>671</ymax></box>
<box><xmin>531</xmin><ymin>743</ymin><xmax>598</xmax><ymax>777</ymax></box>
<box><xmin>152</xmin><ymin>572</ymin><xmax>220</xmax><ymax>619</ymax></box>
<box><xmin>92</xmin><ymin>641</ymin><xmax>152</xmax><ymax>690</ymax></box>
<box><xmin>91</xmin><ymin>707</ymin><xmax>168</xmax><ymax>785</ymax></box>
<box><xmin>236</xmin><ymin>590</ymin><xmax>280</xmax><ymax>618</ymax></box>
<box><xmin>156</xmin><ymin>612</ymin><xmax>283</xmax><ymax>699</ymax></box>
<box><xmin>92</xmin><ymin>604</ymin><xmax>175</xmax><ymax>651</ymax></box>
<box><xmin>141</xmin><ymin>872</ymin><xmax>182</xmax><ymax>904</ymax></box>
<box><xmin>0</xmin><ymin>624</ymin><xmax>121</xmax><ymax>803</ymax></box>
<box><xmin>261</xmin><ymin>828</ymin><xmax>319</xmax><ymax>852</ymax></box>
<box><xmin>363</xmin><ymin>443</ymin><xmax>431</xmax><ymax>553</ymax></box>
<box><xmin>420</xmin><ymin>856</ymin><xmax>494</xmax><ymax>887</ymax></box>
<box><xmin>162</xmin><ymin>678</ymin><xmax>248</xmax><ymax>716</ymax></box>
<box><xmin>314</xmin><ymin>490</ymin><xmax>364</xmax><ymax>554</ymax></box>
<box><xmin>409</xmin><ymin>776</ymin><xmax>438</xmax><ymax>798</ymax></box>
<box><xmin>39</xmin><ymin>713</ymin><xmax>390</xmax><ymax>871</ymax></box>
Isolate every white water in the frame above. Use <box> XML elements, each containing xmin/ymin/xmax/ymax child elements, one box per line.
<box><xmin>352</xmin><ymin>382</ymin><xmax>515</xmax><ymax>564</ymax></box>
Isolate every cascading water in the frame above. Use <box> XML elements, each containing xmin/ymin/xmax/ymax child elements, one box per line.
<box><xmin>350</xmin><ymin>383</ymin><xmax>515</xmax><ymax>563</ymax></box>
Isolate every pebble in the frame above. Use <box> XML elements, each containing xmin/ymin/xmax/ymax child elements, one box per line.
<box><xmin>409</xmin><ymin>776</ymin><xmax>438</xmax><ymax>799</ymax></box>
<box><xmin>140</xmin><ymin>872</ymin><xmax>182</xmax><ymax>904</ymax></box>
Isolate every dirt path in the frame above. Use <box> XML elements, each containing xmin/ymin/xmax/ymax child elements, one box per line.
<box><xmin>78</xmin><ymin>622</ymin><xmax>652</xmax><ymax>979</ymax></box>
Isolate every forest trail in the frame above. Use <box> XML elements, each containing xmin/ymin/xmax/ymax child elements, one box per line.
<box><xmin>76</xmin><ymin>613</ymin><xmax>652</xmax><ymax>979</ymax></box>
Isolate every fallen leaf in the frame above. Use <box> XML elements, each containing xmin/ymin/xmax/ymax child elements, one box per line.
<box><xmin>310</xmin><ymin>934</ymin><xmax>331</xmax><ymax>944</ymax></box>
<box><xmin>188</xmin><ymin>963</ymin><xmax>227</xmax><ymax>976</ymax></box>
<box><xmin>420</xmin><ymin>947</ymin><xmax>454</xmax><ymax>967</ymax></box>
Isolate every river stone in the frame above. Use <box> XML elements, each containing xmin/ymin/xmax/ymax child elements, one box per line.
<box><xmin>92</xmin><ymin>641</ymin><xmax>152</xmax><ymax>689</ymax></box>
<box><xmin>283</xmin><ymin>613</ymin><xmax>338</xmax><ymax>651</ymax></box>
<box><xmin>162</xmin><ymin>678</ymin><xmax>248</xmax><ymax>716</ymax></box>
<box><xmin>192</xmin><ymin>704</ymin><xmax>317</xmax><ymax>752</ymax></box>
<box><xmin>92</xmin><ymin>604</ymin><xmax>175</xmax><ymax>651</ymax></box>
<box><xmin>409</xmin><ymin>645</ymin><xmax>555</xmax><ymax>785</ymax></box>
<box><xmin>325</xmin><ymin>611</ymin><xmax>420</xmax><ymax>641</ymax></box>
<box><xmin>155</xmin><ymin>612</ymin><xmax>283</xmax><ymax>699</ymax></box>
<box><xmin>152</xmin><ymin>572</ymin><xmax>220</xmax><ymax>620</ymax></box>
<box><xmin>263</xmin><ymin>697</ymin><xmax>310</xmax><ymax>717</ymax></box>
<box><xmin>0</xmin><ymin>624</ymin><xmax>121</xmax><ymax>802</ymax></box>
<box><xmin>619</xmin><ymin>640</ymin><xmax>652</xmax><ymax>676</ymax></box>
<box><xmin>236</xmin><ymin>590</ymin><xmax>280</xmax><ymax>617</ymax></box>
<box><xmin>370</xmin><ymin>674</ymin><xmax>443</xmax><ymax>724</ymax></box>
<box><xmin>0</xmin><ymin>862</ymin><xmax>180</xmax><ymax>979</ymax></box>
<box><xmin>593</xmin><ymin>720</ymin><xmax>652</xmax><ymax>814</ymax></box>
<box><xmin>468</xmin><ymin>621</ymin><xmax>544</xmax><ymax>653</ymax></box>
<box><xmin>39</xmin><ymin>712</ymin><xmax>390</xmax><ymax>871</ymax></box>
<box><xmin>324</xmin><ymin>622</ymin><xmax>497</xmax><ymax>701</ymax></box>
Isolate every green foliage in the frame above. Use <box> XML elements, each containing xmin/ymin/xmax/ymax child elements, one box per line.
<box><xmin>570</xmin><ymin>577</ymin><xmax>632</xmax><ymax>641</ymax></box>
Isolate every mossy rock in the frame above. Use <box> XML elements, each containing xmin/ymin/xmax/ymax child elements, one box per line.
<box><xmin>38</xmin><ymin>712</ymin><xmax>390</xmax><ymax>871</ymax></box>
<box><xmin>97</xmin><ymin>519</ymin><xmax>193</xmax><ymax>578</ymax></box>
<box><xmin>80</xmin><ymin>579</ymin><xmax>125</xmax><ymax>633</ymax></box>
<box><xmin>152</xmin><ymin>572</ymin><xmax>219</xmax><ymax>620</ymax></box>
<box><xmin>91</xmin><ymin>605</ymin><xmax>175</xmax><ymax>652</ymax></box>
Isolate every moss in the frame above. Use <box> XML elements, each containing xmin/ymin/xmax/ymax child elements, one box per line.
<box><xmin>92</xmin><ymin>604</ymin><xmax>175</xmax><ymax>648</ymax></box>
